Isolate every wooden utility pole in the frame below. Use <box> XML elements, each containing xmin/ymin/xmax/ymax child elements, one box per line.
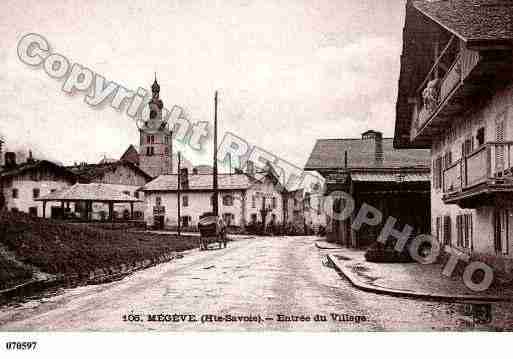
<box><xmin>177</xmin><ymin>151</ymin><xmax>181</xmax><ymax>236</ymax></box>
<box><xmin>212</xmin><ymin>91</ymin><xmax>219</xmax><ymax>216</ymax></box>
<box><xmin>169</xmin><ymin>129</ymin><xmax>173</xmax><ymax>174</ymax></box>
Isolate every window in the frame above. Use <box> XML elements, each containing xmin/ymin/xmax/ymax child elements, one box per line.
<box><xmin>293</xmin><ymin>197</ymin><xmax>297</xmax><ymax>207</ymax></box>
<box><xmin>272</xmin><ymin>197</ymin><xmax>277</xmax><ymax>209</ymax></box>
<box><xmin>164</xmin><ymin>136</ymin><xmax>169</xmax><ymax>144</ymax></box>
<box><xmin>150</xmin><ymin>135</ymin><xmax>155</xmax><ymax>144</ymax></box>
<box><xmin>29</xmin><ymin>207</ymin><xmax>38</xmax><ymax>216</ymax></box>
<box><xmin>252</xmin><ymin>195</ymin><xmax>256</xmax><ymax>208</ymax></box>
<box><xmin>32</xmin><ymin>188</ymin><xmax>40</xmax><ymax>199</ymax></box>
<box><xmin>456</xmin><ymin>213</ymin><xmax>473</xmax><ymax>249</ymax></box>
<box><xmin>317</xmin><ymin>199</ymin><xmax>322</xmax><ymax>215</ymax></box>
<box><xmin>122</xmin><ymin>191</ymin><xmax>130</xmax><ymax>196</ymax></box>
<box><xmin>443</xmin><ymin>215</ymin><xmax>451</xmax><ymax>246</ymax></box>
<box><xmin>146</xmin><ymin>135</ymin><xmax>151</xmax><ymax>144</ymax></box>
<box><xmin>476</xmin><ymin>127</ymin><xmax>485</xmax><ymax>147</ymax></box>
<box><xmin>251</xmin><ymin>213</ymin><xmax>257</xmax><ymax>223</ymax></box>
<box><xmin>51</xmin><ymin>189</ymin><xmax>57</xmax><ymax>193</ymax></box>
<box><xmin>223</xmin><ymin>195</ymin><xmax>233</xmax><ymax>206</ymax></box>
<box><xmin>443</xmin><ymin>151</ymin><xmax>452</xmax><ymax>168</ymax></box>
<box><xmin>182</xmin><ymin>195</ymin><xmax>188</xmax><ymax>207</ymax></box>
<box><xmin>433</xmin><ymin>156</ymin><xmax>443</xmax><ymax>190</ymax></box>
<box><xmin>134</xmin><ymin>191</ymin><xmax>139</xmax><ymax>199</ymax></box>
<box><xmin>462</xmin><ymin>137</ymin><xmax>473</xmax><ymax>157</ymax></box>
<box><xmin>156</xmin><ymin>196</ymin><xmax>162</xmax><ymax>206</ymax></box>
<box><xmin>495</xmin><ymin>209</ymin><xmax>511</xmax><ymax>255</ymax></box>
<box><xmin>146</xmin><ymin>147</ymin><xmax>154</xmax><ymax>156</ymax></box>
<box><xmin>12</xmin><ymin>188</ymin><xmax>18</xmax><ymax>199</ymax></box>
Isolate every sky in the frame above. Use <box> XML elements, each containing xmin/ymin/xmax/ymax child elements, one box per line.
<box><xmin>0</xmin><ymin>0</ymin><xmax>406</xmax><ymax>168</ymax></box>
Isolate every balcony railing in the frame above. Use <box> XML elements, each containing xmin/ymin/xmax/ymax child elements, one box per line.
<box><xmin>443</xmin><ymin>160</ymin><xmax>462</xmax><ymax>193</ymax></box>
<box><xmin>443</xmin><ymin>142</ymin><xmax>513</xmax><ymax>197</ymax></box>
<box><xmin>411</xmin><ymin>47</ymin><xmax>480</xmax><ymax>139</ymax></box>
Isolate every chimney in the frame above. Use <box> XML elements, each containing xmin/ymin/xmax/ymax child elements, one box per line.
<box><xmin>362</xmin><ymin>130</ymin><xmax>383</xmax><ymax>166</ymax></box>
<box><xmin>27</xmin><ymin>150</ymin><xmax>35</xmax><ymax>164</ymax></box>
<box><xmin>180</xmin><ymin>168</ymin><xmax>189</xmax><ymax>189</ymax></box>
<box><xmin>4</xmin><ymin>152</ymin><xmax>16</xmax><ymax>169</ymax></box>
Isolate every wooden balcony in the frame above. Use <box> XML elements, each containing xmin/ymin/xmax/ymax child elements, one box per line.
<box><xmin>410</xmin><ymin>46</ymin><xmax>481</xmax><ymax>141</ymax></box>
<box><xmin>443</xmin><ymin>142</ymin><xmax>513</xmax><ymax>208</ymax></box>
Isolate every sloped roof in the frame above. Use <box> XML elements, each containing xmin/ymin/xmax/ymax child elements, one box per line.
<box><xmin>120</xmin><ymin>145</ymin><xmax>139</xmax><ymax>165</ymax></box>
<box><xmin>67</xmin><ymin>160</ymin><xmax>152</xmax><ymax>182</ymax></box>
<box><xmin>142</xmin><ymin>173</ymin><xmax>254</xmax><ymax>192</ymax></box>
<box><xmin>413</xmin><ymin>0</ymin><xmax>513</xmax><ymax>42</ymax></box>
<box><xmin>394</xmin><ymin>1</ymin><xmax>513</xmax><ymax>149</ymax></box>
<box><xmin>0</xmin><ymin>160</ymin><xmax>78</xmax><ymax>181</ymax></box>
<box><xmin>36</xmin><ymin>183</ymin><xmax>142</xmax><ymax>202</ymax></box>
<box><xmin>304</xmin><ymin>138</ymin><xmax>431</xmax><ymax>170</ymax></box>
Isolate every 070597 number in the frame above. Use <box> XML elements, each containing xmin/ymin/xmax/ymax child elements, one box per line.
<box><xmin>5</xmin><ymin>342</ymin><xmax>37</xmax><ymax>350</ymax></box>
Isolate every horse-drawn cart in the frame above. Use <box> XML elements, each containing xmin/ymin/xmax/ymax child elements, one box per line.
<box><xmin>198</xmin><ymin>213</ymin><xmax>227</xmax><ymax>250</ymax></box>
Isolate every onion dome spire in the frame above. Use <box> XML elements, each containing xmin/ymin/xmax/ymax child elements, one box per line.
<box><xmin>151</xmin><ymin>72</ymin><xmax>160</xmax><ymax>95</ymax></box>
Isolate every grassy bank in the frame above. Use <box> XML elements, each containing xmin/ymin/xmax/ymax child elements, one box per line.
<box><xmin>0</xmin><ymin>211</ymin><xmax>198</xmax><ymax>287</ymax></box>
<box><xmin>0</xmin><ymin>255</ymin><xmax>33</xmax><ymax>291</ymax></box>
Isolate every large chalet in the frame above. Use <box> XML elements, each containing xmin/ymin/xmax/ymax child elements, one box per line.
<box><xmin>394</xmin><ymin>0</ymin><xmax>513</xmax><ymax>273</ymax></box>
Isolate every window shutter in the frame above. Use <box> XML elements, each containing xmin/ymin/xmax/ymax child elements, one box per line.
<box><xmin>470</xmin><ymin>213</ymin><xmax>473</xmax><ymax>250</ymax></box>
<box><xmin>496</xmin><ymin>120</ymin><xmax>506</xmax><ymax>173</ymax></box>
<box><xmin>495</xmin><ymin>209</ymin><xmax>502</xmax><ymax>253</ymax></box>
<box><xmin>443</xmin><ymin>215</ymin><xmax>451</xmax><ymax>246</ymax></box>
<box><xmin>456</xmin><ymin>215</ymin><xmax>462</xmax><ymax>247</ymax></box>
<box><xmin>433</xmin><ymin>160</ymin><xmax>438</xmax><ymax>189</ymax></box>
<box><xmin>435</xmin><ymin>156</ymin><xmax>443</xmax><ymax>189</ymax></box>
<box><xmin>436</xmin><ymin>216</ymin><xmax>441</xmax><ymax>242</ymax></box>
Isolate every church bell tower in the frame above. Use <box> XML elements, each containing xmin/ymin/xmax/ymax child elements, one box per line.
<box><xmin>138</xmin><ymin>75</ymin><xmax>174</xmax><ymax>178</ymax></box>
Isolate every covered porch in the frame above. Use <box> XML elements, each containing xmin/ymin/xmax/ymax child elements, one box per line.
<box><xmin>36</xmin><ymin>183</ymin><xmax>143</xmax><ymax>222</ymax></box>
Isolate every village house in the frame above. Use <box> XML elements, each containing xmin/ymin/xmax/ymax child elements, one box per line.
<box><xmin>0</xmin><ymin>152</ymin><xmax>78</xmax><ymax>218</ymax></box>
<box><xmin>141</xmin><ymin>167</ymin><xmax>286</xmax><ymax>230</ymax></box>
<box><xmin>305</xmin><ymin>129</ymin><xmax>431</xmax><ymax>247</ymax></box>
<box><xmin>394</xmin><ymin>0</ymin><xmax>513</xmax><ymax>273</ymax></box>
<box><xmin>66</xmin><ymin>160</ymin><xmax>152</xmax><ymax>220</ymax></box>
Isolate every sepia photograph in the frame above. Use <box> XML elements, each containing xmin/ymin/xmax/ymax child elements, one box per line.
<box><xmin>1</xmin><ymin>0</ymin><xmax>513</xmax><ymax>356</ymax></box>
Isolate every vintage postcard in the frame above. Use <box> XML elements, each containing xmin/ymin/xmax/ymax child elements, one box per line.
<box><xmin>1</xmin><ymin>0</ymin><xmax>513</xmax><ymax>353</ymax></box>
